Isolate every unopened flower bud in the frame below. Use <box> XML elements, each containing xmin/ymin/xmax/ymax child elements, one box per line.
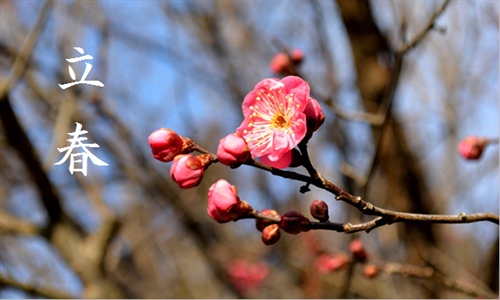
<box><xmin>349</xmin><ymin>239</ymin><xmax>367</xmax><ymax>262</ymax></box>
<box><xmin>269</xmin><ymin>52</ymin><xmax>290</xmax><ymax>74</ymax></box>
<box><xmin>256</xmin><ymin>209</ymin><xmax>280</xmax><ymax>232</ymax></box>
<box><xmin>310</xmin><ymin>200</ymin><xmax>329</xmax><ymax>221</ymax></box>
<box><xmin>290</xmin><ymin>49</ymin><xmax>304</xmax><ymax>65</ymax></box>
<box><xmin>458</xmin><ymin>136</ymin><xmax>489</xmax><ymax>160</ymax></box>
<box><xmin>217</xmin><ymin>133</ymin><xmax>251</xmax><ymax>168</ymax></box>
<box><xmin>170</xmin><ymin>154</ymin><xmax>205</xmax><ymax>188</ymax></box>
<box><xmin>363</xmin><ymin>264</ymin><xmax>380</xmax><ymax>278</ymax></box>
<box><xmin>315</xmin><ymin>253</ymin><xmax>349</xmax><ymax>273</ymax></box>
<box><xmin>207</xmin><ymin>179</ymin><xmax>252</xmax><ymax>223</ymax></box>
<box><xmin>303</xmin><ymin>97</ymin><xmax>325</xmax><ymax>139</ymax></box>
<box><xmin>279</xmin><ymin>210</ymin><xmax>310</xmax><ymax>234</ymax></box>
<box><xmin>148</xmin><ymin>128</ymin><xmax>183</xmax><ymax>162</ymax></box>
<box><xmin>261</xmin><ymin>224</ymin><xmax>281</xmax><ymax>245</ymax></box>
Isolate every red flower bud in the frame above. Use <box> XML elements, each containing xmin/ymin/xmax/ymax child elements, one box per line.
<box><xmin>255</xmin><ymin>209</ymin><xmax>280</xmax><ymax>232</ymax></box>
<box><xmin>310</xmin><ymin>200</ymin><xmax>329</xmax><ymax>221</ymax></box>
<box><xmin>207</xmin><ymin>179</ymin><xmax>252</xmax><ymax>223</ymax></box>
<box><xmin>363</xmin><ymin>264</ymin><xmax>380</xmax><ymax>279</ymax></box>
<box><xmin>217</xmin><ymin>133</ymin><xmax>251</xmax><ymax>168</ymax></box>
<box><xmin>349</xmin><ymin>239</ymin><xmax>368</xmax><ymax>262</ymax></box>
<box><xmin>170</xmin><ymin>154</ymin><xmax>204</xmax><ymax>188</ymax></box>
<box><xmin>458</xmin><ymin>136</ymin><xmax>489</xmax><ymax>160</ymax></box>
<box><xmin>303</xmin><ymin>97</ymin><xmax>325</xmax><ymax>139</ymax></box>
<box><xmin>279</xmin><ymin>210</ymin><xmax>310</xmax><ymax>234</ymax></box>
<box><xmin>315</xmin><ymin>253</ymin><xmax>349</xmax><ymax>273</ymax></box>
<box><xmin>290</xmin><ymin>49</ymin><xmax>304</xmax><ymax>65</ymax></box>
<box><xmin>269</xmin><ymin>52</ymin><xmax>290</xmax><ymax>74</ymax></box>
<box><xmin>261</xmin><ymin>224</ymin><xmax>281</xmax><ymax>245</ymax></box>
<box><xmin>148</xmin><ymin>128</ymin><xmax>183</xmax><ymax>162</ymax></box>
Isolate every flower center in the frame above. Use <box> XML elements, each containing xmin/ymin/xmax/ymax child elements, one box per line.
<box><xmin>272</xmin><ymin>114</ymin><xmax>287</xmax><ymax>128</ymax></box>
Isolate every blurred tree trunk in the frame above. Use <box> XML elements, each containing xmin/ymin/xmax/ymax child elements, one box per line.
<box><xmin>336</xmin><ymin>0</ymin><xmax>438</xmax><ymax>279</ymax></box>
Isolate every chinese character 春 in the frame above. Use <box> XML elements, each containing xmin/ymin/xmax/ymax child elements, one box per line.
<box><xmin>58</xmin><ymin>47</ymin><xmax>104</xmax><ymax>90</ymax></box>
<box><xmin>54</xmin><ymin>122</ymin><xmax>108</xmax><ymax>176</ymax></box>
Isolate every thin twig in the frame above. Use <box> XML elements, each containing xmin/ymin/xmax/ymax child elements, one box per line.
<box><xmin>382</xmin><ymin>262</ymin><xmax>498</xmax><ymax>298</ymax></box>
<box><xmin>0</xmin><ymin>0</ymin><xmax>53</xmax><ymax>100</ymax></box>
<box><xmin>398</xmin><ymin>0</ymin><xmax>452</xmax><ymax>54</ymax></box>
<box><xmin>329</xmin><ymin>101</ymin><xmax>385</xmax><ymax>125</ymax></box>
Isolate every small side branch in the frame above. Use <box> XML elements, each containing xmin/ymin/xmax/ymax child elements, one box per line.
<box><xmin>0</xmin><ymin>273</ymin><xmax>75</xmax><ymax>299</ymax></box>
<box><xmin>383</xmin><ymin>262</ymin><xmax>498</xmax><ymax>298</ymax></box>
<box><xmin>0</xmin><ymin>0</ymin><xmax>53</xmax><ymax>100</ymax></box>
<box><xmin>398</xmin><ymin>0</ymin><xmax>452</xmax><ymax>53</ymax></box>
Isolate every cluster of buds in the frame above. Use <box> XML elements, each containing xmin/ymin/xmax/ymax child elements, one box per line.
<box><xmin>148</xmin><ymin>128</ymin><xmax>213</xmax><ymax>189</ymax></box>
<box><xmin>149</xmin><ymin>75</ymin><xmax>329</xmax><ymax>245</ymax></box>
<box><xmin>312</xmin><ymin>237</ymin><xmax>380</xmax><ymax>279</ymax></box>
<box><xmin>269</xmin><ymin>48</ymin><xmax>304</xmax><ymax>76</ymax></box>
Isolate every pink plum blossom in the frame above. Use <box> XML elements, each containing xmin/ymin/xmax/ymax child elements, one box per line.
<box><xmin>148</xmin><ymin>128</ymin><xmax>183</xmax><ymax>162</ymax></box>
<box><xmin>217</xmin><ymin>133</ymin><xmax>251</xmax><ymax>167</ymax></box>
<box><xmin>236</xmin><ymin>76</ymin><xmax>309</xmax><ymax>169</ymax></box>
<box><xmin>207</xmin><ymin>179</ymin><xmax>250</xmax><ymax>223</ymax></box>
<box><xmin>170</xmin><ymin>154</ymin><xmax>204</xmax><ymax>188</ymax></box>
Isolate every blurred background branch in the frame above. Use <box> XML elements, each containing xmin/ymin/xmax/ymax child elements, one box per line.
<box><xmin>0</xmin><ymin>0</ymin><xmax>497</xmax><ymax>298</ymax></box>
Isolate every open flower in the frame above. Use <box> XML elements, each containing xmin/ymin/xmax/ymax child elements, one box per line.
<box><xmin>236</xmin><ymin>76</ymin><xmax>309</xmax><ymax>169</ymax></box>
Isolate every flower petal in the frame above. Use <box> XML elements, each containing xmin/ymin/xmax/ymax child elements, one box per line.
<box><xmin>260</xmin><ymin>151</ymin><xmax>292</xmax><ymax>169</ymax></box>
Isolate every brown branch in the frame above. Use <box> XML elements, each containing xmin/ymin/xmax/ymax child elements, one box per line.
<box><xmin>0</xmin><ymin>273</ymin><xmax>75</xmax><ymax>299</ymax></box>
<box><xmin>85</xmin><ymin>217</ymin><xmax>121</xmax><ymax>271</ymax></box>
<box><xmin>0</xmin><ymin>211</ymin><xmax>42</xmax><ymax>236</ymax></box>
<box><xmin>238</xmin><ymin>150</ymin><xmax>499</xmax><ymax>227</ymax></box>
<box><xmin>0</xmin><ymin>95</ymin><xmax>65</xmax><ymax>228</ymax></box>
